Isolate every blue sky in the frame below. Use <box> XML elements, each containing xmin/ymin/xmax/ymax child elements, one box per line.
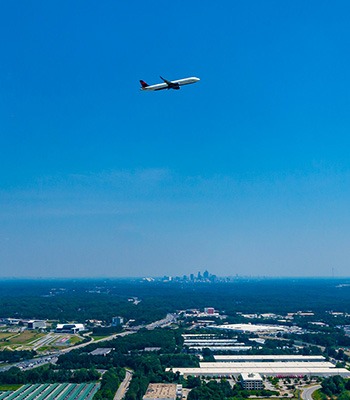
<box><xmin>1</xmin><ymin>1</ymin><xmax>350</xmax><ymax>277</ymax></box>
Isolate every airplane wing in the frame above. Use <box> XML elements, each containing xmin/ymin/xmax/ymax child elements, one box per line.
<box><xmin>160</xmin><ymin>76</ymin><xmax>180</xmax><ymax>89</ymax></box>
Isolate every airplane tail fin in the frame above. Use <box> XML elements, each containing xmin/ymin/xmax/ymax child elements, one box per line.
<box><xmin>140</xmin><ymin>80</ymin><xmax>149</xmax><ymax>88</ymax></box>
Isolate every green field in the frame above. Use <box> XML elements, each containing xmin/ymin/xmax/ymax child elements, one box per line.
<box><xmin>0</xmin><ymin>333</ymin><xmax>13</xmax><ymax>341</ymax></box>
<box><xmin>0</xmin><ymin>331</ymin><xmax>83</xmax><ymax>352</ymax></box>
<box><xmin>91</xmin><ymin>335</ymin><xmax>109</xmax><ymax>341</ymax></box>
<box><xmin>69</xmin><ymin>335</ymin><xmax>83</xmax><ymax>345</ymax></box>
<box><xmin>9</xmin><ymin>331</ymin><xmax>44</xmax><ymax>344</ymax></box>
<box><xmin>312</xmin><ymin>389</ymin><xmax>325</xmax><ymax>400</ymax></box>
<box><xmin>0</xmin><ymin>384</ymin><xmax>23</xmax><ymax>391</ymax></box>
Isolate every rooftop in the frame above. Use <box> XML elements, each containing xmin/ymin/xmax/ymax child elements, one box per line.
<box><xmin>214</xmin><ymin>355</ymin><xmax>326</xmax><ymax>361</ymax></box>
<box><xmin>90</xmin><ymin>348</ymin><xmax>113</xmax><ymax>356</ymax></box>
<box><xmin>143</xmin><ymin>383</ymin><xmax>177</xmax><ymax>399</ymax></box>
<box><xmin>211</xmin><ymin>324</ymin><xmax>288</xmax><ymax>333</ymax></box>
<box><xmin>241</xmin><ymin>372</ymin><xmax>263</xmax><ymax>381</ymax></box>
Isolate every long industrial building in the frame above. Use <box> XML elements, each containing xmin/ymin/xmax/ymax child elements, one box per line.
<box><xmin>187</xmin><ymin>346</ymin><xmax>252</xmax><ymax>352</ymax></box>
<box><xmin>182</xmin><ymin>334</ymin><xmax>251</xmax><ymax>352</ymax></box>
<box><xmin>214</xmin><ymin>355</ymin><xmax>327</xmax><ymax>362</ymax></box>
<box><xmin>167</xmin><ymin>356</ymin><xmax>350</xmax><ymax>378</ymax></box>
<box><xmin>211</xmin><ymin>324</ymin><xmax>290</xmax><ymax>333</ymax></box>
<box><xmin>184</xmin><ymin>339</ymin><xmax>240</xmax><ymax>345</ymax></box>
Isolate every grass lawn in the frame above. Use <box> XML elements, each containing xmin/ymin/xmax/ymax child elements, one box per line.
<box><xmin>36</xmin><ymin>346</ymin><xmax>50</xmax><ymax>352</ymax></box>
<box><xmin>0</xmin><ymin>384</ymin><xmax>23</xmax><ymax>391</ymax></box>
<box><xmin>312</xmin><ymin>389</ymin><xmax>325</xmax><ymax>400</ymax></box>
<box><xmin>8</xmin><ymin>331</ymin><xmax>44</xmax><ymax>344</ymax></box>
<box><xmin>69</xmin><ymin>335</ymin><xmax>83</xmax><ymax>345</ymax></box>
<box><xmin>91</xmin><ymin>335</ymin><xmax>110</xmax><ymax>341</ymax></box>
<box><xmin>0</xmin><ymin>333</ymin><xmax>13</xmax><ymax>340</ymax></box>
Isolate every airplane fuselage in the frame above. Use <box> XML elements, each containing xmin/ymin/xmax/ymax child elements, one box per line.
<box><xmin>140</xmin><ymin>76</ymin><xmax>200</xmax><ymax>91</ymax></box>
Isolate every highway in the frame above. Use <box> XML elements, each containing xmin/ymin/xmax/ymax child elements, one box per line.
<box><xmin>301</xmin><ymin>385</ymin><xmax>321</xmax><ymax>400</ymax></box>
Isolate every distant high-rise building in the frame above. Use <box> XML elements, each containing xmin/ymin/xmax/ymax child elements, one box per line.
<box><xmin>203</xmin><ymin>270</ymin><xmax>209</xmax><ymax>279</ymax></box>
<box><xmin>190</xmin><ymin>274</ymin><xmax>194</xmax><ymax>281</ymax></box>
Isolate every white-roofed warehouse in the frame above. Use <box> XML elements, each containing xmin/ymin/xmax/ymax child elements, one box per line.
<box><xmin>167</xmin><ymin>359</ymin><xmax>350</xmax><ymax>378</ymax></box>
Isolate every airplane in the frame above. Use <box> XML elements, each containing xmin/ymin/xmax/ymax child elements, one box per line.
<box><xmin>140</xmin><ymin>76</ymin><xmax>200</xmax><ymax>91</ymax></box>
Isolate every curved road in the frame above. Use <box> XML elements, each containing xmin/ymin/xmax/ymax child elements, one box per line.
<box><xmin>114</xmin><ymin>370</ymin><xmax>133</xmax><ymax>400</ymax></box>
<box><xmin>301</xmin><ymin>385</ymin><xmax>321</xmax><ymax>400</ymax></box>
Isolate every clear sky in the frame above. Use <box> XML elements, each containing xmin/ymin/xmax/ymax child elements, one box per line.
<box><xmin>1</xmin><ymin>1</ymin><xmax>350</xmax><ymax>278</ymax></box>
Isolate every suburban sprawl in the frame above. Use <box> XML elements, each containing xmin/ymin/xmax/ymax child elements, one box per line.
<box><xmin>1</xmin><ymin>278</ymin><xmax>350</xmax><ymax>400</ymax></box>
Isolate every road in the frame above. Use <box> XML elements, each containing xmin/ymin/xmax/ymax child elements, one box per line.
<box><xmin>0</xmin><ymin>314</ymin><xmax>178</xmax><ymax>372</ymax></box>
<box><xmin>301</xmin><ymin>385</ymin><xmax>321</xmax><ymax>400</ymax></box>
<box><xmin>114</xmin><ymin>369</ymin><xmax>133</xmax><ymax>400</ymax></box>
<box><xmin>59</xmin><ymin>330</ymin><xmax>135</xmax><ymax>353</ymax></box>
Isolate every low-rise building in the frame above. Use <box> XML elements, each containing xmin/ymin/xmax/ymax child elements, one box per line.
<box><xmin>55</xmin><ymin>323</ymin><xmax>85</xmax><ymax>334</ymax></box>
<box><xmin>90</xmin><ymin>348</ymin><xmax>113</xmax><ymax>356</ymax></box>
<box><xmin>27</xmin><ymin>320</ymin><xmax>46</xmax><ymax>330</ymax></box>
<box><xmin>211</xmin><ymin>323</ymin><xmax>289</xmax><ymax>334</ymax></box>
<box><xmin>240</xmin><ymin>373</ymin><xmax>263</xmax><ymax>390</ymax></box>
<box><xmin>143</xmin><ymin>383</ymin><xmax>179</xmax><ymax>400</ymax></box>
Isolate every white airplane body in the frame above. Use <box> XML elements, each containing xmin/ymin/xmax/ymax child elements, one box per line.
<box><xmin>140</xmin><ymin>76</ymin><xmax>200</xmax><ymax>91</ymax></box>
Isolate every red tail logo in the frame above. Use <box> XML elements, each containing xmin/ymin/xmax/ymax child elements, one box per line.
<box><xmin>140</xmin><ymin>80</ymin><xmax>149</xmax><ymax>88</ymax></box>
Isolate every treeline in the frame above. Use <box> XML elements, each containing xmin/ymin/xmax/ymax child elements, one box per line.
<box><xmin>320</xmin><ymin>376</ymin><xmax>350</xmax><ymax>399</ymax></box>
<box><xmin>124</xmin><ymin>354</ymin><xmax>181</xmax><ymax>400</ymax></box>
<box><xmin>125</xmin><ymin>371</ymin><xmax>149</xmax><ymax>400</ymax></box>
<box><xmin>0</xmin><ymin>293</ymin><xmax>168</xmax><ymax>325</ymax></box>
<box><xmin>160</xmin><ymin>354</ymin><xmax>199</xmax><ymax>368</ymax></box>
<box><xmin>91</xmin><ymin>325</ymin><xmax>123</xmax><ymax>336</ymax></box>
<box><xmin>93</xmin><ymin>367</ymin><xmax>125</xmax><ymax>400</ymax></box>
<box><xmin>0</xmin><ymin>350</ymin><xmax>36</xmax><ymax>363</ymax></box>
<box><xmin>0</xmin><ymin>365</ymin><xmax>100</xmax><ymax>384</ymax></box>
<box><xmin>289</xmin><ymin>332</ymin><xmax>350</xmax><ymax>348</ymax></box>
<box><xmin>187</xmin><ymin>378</ymin><xmax>279</xmax><ymax>400</ymax></box>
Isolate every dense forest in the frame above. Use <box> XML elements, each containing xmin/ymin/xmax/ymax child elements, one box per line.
<box><xmin>320</xmin><ymin>376</ymin><xmax>350</xmax><ymax>400</ymax></box>
<box><xmin>1</xmin><ymin>278</ymin><xmax>350</xmax><ymax>324</ymax></box>
<box><xmin>93</xmin><ymin>367</ymin><xmax>125</xmax><ymax>400</ymax></box>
